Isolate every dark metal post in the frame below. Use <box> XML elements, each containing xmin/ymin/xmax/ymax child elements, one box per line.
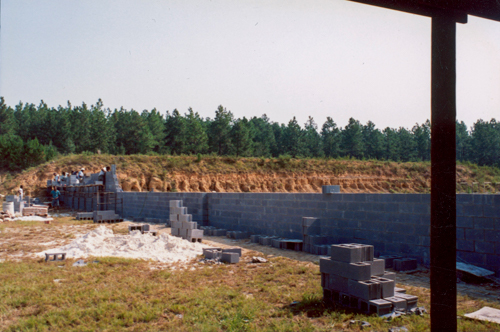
<box><xmin>431</xmin><ymin>14</ymin><xmax>457</xmax><ymax>331</ymax></box>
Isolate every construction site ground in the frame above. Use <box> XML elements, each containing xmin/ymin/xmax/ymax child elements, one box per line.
<box><xmin>0</xmin><ymin>212</ymin><xmax>499</xmax><ymax>331</ymax></box>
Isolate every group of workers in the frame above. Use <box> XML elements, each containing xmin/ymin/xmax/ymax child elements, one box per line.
<box><xmin>50</xmin><ymin>166</ymin><xmax>111</xmax><ymax>209</ymax></box>
<box><xmin>52</xmin><ymin>168</ymin><xmax>86</xmax><ymax>185</ymax></box>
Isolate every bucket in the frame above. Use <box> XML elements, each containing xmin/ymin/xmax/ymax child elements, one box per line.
<box><xmin>3</xmin><ymin>202</ymin><xmax>14</xmax><ymax>215</ymax></box>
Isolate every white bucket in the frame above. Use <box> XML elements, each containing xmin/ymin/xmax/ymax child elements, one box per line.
<box><xmin>3</xmin><ymin>201</ymin><xmax>14</xmax><ymax>215</ymax></box>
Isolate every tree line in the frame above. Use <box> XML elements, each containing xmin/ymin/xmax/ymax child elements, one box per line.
<box><xmin>0</xmin><ymin>97</ymin><xmax>499</xmax><ymax>170</ymax></box>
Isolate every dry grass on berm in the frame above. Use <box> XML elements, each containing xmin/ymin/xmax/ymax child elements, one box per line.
<box><xmin>0</xmin><ymin>218</ymin><xmax>499</xmax><ymax>331</ymax></box>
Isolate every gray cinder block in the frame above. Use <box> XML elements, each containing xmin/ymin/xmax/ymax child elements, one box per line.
<box><xmin>302</xmin><ymin>217</ymin><xmax>319</xmax><ymax>227</ymax></box>
<box><xmin>384</xmin><ymin>296</ymin><xmax>407</xmax><ymax>311</ymax></box>
<box><xmin>369</xmin><ymin>299</ymin><xmax>393</xmax><ymax>316</ymax></box>
<box><xmin>366</xmin><ymin>258</ymin><xmax>385</xmax><ymax>276</ymax></box>
<box><xmin>187</xmin><ymin>229</ymin><xmax>203</xmax><ymax>238</ymax></box>
<box><xmin>169</xmin><ymin>200</ymin><xmax>182</xmax><ymax>208</ymax></box>
<box><xmin>394</xmin><ymin>258</ymin><xmax>418</xmax><ymax>271</ymax></box>
<box><xmin>204</xmin><ymin>249</ymin><xmax>222</xmax><ymax>259</ymax></box>
<box><xmin>330</xmin><ymin>244</ymin><xmax>364</xmax><ymax>263</ymax></box>
<box><xmin>272</xmin><ymin>239</ymin><xmax>283</xmax><ymax>248</ymax></box>
<box><xmin>394</xmin><ymin>293</ymin><xmax>418</xmax><ymax>310</ymax></box>
<box><xmin>222</xmin><ymin>248</ymin><xmax>242</xmax><ymax>257</ymax></box>
<box><xmin>383</xmin><ymin>271</ymin><xmax>396</xmax><ymax>281</ymax></box>
<box><xmin>171</xmin><ymin>221</ymin><xmax>181</xmax><ymax>229</ymax></box>
<box><xmin>250</xmin><ymin>235</ymin><xmax>260</xmax><ymax>243</ymax></box>
<box><xmin>319</xmin><ymin>258</ymin><xmax>372</xmax><ymax>281</ymax></box>
<box><xmin>203</xmin><ymin>248</ymin><xmax>221</xmax><ymax>256</ymax></box>
<box><xmin>169</xmin><ymin>214</ymin><xmax>178</xmax><ymax>221</ymax></box>
<box><xmin>171</xmin><ymin>207</ymin><xmax>187</xmax><ymax>215</ymax></box>
<box><xmin>379</xmin><ymin>255</ymin><xmax>400</xmax><ymax>268</ymax></box>
<box><xmin>325</xmin><ymin>274</ymin><xmax>350</xmax><ymax>293</ymax></box>
<box><xmin>171</xmin><ymin>227</ymin><xmax>180</xmax><ymax>236</ymax></box>
<box><xmin>322</xmin><ymin>185</ymin><xmax>340</xmax><ymax>194</ymax></box>
<box><xmin>371</xmin><ymin>276</ymin><xmax>395</xmax><ymax>298</ymax></box>
<box><xmin>394</xmin><ymin>287</ymin><xmax>406</xmax><ymax>293</ymax></box>
<box><xmin>348</xmin><ymin>279</ymin><xmax>382</xmax><ymax>301</ymax></box>
<box><xmin>181</xmin><ymin>221</ymin><xmax>197</xmax><ymax>229</ymax></box>
<box><xmin>178</xmin><ymin>214</ymin><xmax>192</xmax><ymax>222</ymax></box>
<box><xmin>221</xmin><ymin>252</ymin><xmax>239</xmax><ymax>264</ymax></box>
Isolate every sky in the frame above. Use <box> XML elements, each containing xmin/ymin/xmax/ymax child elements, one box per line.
<box><xmin>1</xmin><ymin>0</ymin><xmax>499</xmax><ymax>130</ymax></box>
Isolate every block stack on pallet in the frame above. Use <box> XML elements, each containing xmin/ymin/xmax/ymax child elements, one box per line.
<box><xmin>22</xmin><ymin>205</ymin><xmax>49</xmax><ymax>217</ymax></box>
<box><xmin>169</xmin><ymin>200</ymin><xmax>203</xmax><ymax>243</ymax></box>
<box><xmin>77</xmin><ymin>212</ymin><xmax>93</xmax><ymax>220</ymax></box>
<box><xmin>93</xmin><ymin>210</ymin><xmax>124</xmax><ymax>223</ymax></box>
<box><xmin>321</xmin><ymin>243</ymin><xmax>418</xmax><ymax>316</ymax></box>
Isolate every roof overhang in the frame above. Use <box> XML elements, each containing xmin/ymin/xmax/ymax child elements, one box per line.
<box><xmin>348</xmin><ymin>0</ymin><xmax>500</xmax><ymax>24</ymax></box>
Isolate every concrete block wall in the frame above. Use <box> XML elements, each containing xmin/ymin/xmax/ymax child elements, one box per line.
<box><xmin>207</xmin><ymin>193</ymin><xmax>499</xmax><ymax>276</ymax></box>
<box><xmin>59</xmin><ymin>189</ymin><xmax>499</xmax><ymax>276</ymax></box>
<box><xmin>117</xmin><ymin>192</ymin><xmax>208</xmax><ymax>223</ymax></box>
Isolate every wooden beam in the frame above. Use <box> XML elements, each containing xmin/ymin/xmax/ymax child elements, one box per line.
<box><xmin>431</xmin><ymin>13</ymin><xmax>457</xmax><ymax>331</ymax></box>
<box><xmin>348</xmin><ymin>0</ymin><xmax>468</xmax><ymax>23</ymax></box>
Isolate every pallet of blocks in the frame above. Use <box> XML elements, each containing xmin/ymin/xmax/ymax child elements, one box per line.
<box><xmin>76</xmin><ymin>212</ymin><xmax>93</xmax><ymax>220</ymax></box>
<box><xmin>93</xmin><ymin>210</ymin><xmax>124</xmax><ymax>223</ymax></box>
<box><xmin>320</xmin><ymin>243</ymin><xmax>418</xmax><ymax>316</ymax></box>
<box><xmin>169</xmin><ymin>200</ymin><xmax>203</xmax><ymax>243</ymax></box>
<box><xmin>22</xmin><ymin>205</ymin><xmax>49</xmax><ymax>217</ymax></box>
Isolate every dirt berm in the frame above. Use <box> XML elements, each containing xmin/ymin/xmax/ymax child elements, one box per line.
<box><xmin>1</xmin><ymin>154</ymin><xmax>498</xmax><ymax>197</ymax></box>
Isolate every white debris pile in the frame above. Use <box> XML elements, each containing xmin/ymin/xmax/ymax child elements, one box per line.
<box><xmin>38</xmin><ymin>226</ymin><xmax>208</xmax><ymax>263</ymax></box>
<box><xmin>14</xmin><ymin>216</ymin><xmax>53</xmax><ymax>222</ymax></box>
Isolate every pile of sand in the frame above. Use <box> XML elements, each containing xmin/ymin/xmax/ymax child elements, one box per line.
<box><xmin>39</xmin><ymin>226</ymin><xmax>209</xmax><ymax>263</ymax></box>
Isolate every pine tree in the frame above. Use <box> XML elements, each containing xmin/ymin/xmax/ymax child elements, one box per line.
<box><xmin>208</xmin><ymin>105</ymin><xmax>233</xmax><ymax>155</ymax></box>
<box><xmin>341</xmin><ymin>118</ymin><xmax>364</xmax><ymax>159</ymax></box>
<box><xmin>397</xmin><ymin>127</ymin><xmax>417</xmax><ymax>162</ymax></box>
<box><xmin>143</xmin><ymin>108</ymin><xmax>165</xmax><ymax>153</ymax></box>
<box><xmin>249</xmin><ymin>114</ymin><xmax>276</xmax><ymax>157</ymax></box>
<box><xmin>282</xmin><ymin>117</ymin><xmax>306</xmax><ymax>157</ymax></box>
<box><xmin>456</xmin><ymin>120</ymin><xmax>470</xmax><ymax>162</ymax></box>
<box><xmin>0</xmin><ymin>97</ymin><xmax>17</xmax><ymax>135</ymax></box>
<box><xmin>412</xmin><ymin>120</ymin><xmax>431</xmax><ymax>161</ymax></box>
<box><xmin>230</xmin><ymin>117</ymin><xmax>253</xmax><ymax>157</ymax></box>
<box><xmin>165</xmin><ymin>109</ymin><xmax>186</xmax><ymax>155</ymax></box>
<box><xmin>183</xmin><ymin>108</ymin><xmax>208</xmax><ymax>154</ymax></box>
<box><xmin>382</xmin><ymin>127</ymin><xmax>398</xmax><ymax>161</ymax></box>
<box><xmin>303</xmin><ymin>116</ymin><xmax>323</xmax><ymax>157</ymax></box>
<box><xmin>362</xmin><ymin>121</ymin><xmax>384</xmax><ymax>160</ymax></box>
<box><xmin>321</xmin><ymin>117</ymin><xmax>341</xmax><ymax>158</ymax></box>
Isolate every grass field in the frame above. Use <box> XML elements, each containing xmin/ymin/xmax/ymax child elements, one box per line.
<box><xmin>0</xmin><ymin>216</ymin><xmax>499</xmax><ymax>331</ymax></box>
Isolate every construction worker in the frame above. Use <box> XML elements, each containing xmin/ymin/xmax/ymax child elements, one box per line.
<box><xmin>50</xmin><ymin>186</ymin><xmax>60</xmax><ymax>210</ymax></box>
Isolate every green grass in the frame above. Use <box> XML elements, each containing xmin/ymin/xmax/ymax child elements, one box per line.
<box><xmin>0</xmin><ymin>218</ymin><xmax>499</xmax><ymax>331</ymax></box>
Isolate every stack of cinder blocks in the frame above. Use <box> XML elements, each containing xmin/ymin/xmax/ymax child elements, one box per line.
<box><xmin>321</xmin><ymin>243</ymin><xmax>418</xmax><ymax>316</ymax></box>
<box><xmin>203</xmin><ymin>247</ymin><xmax>241</xmax><ymax>264</ymax></box>
<box><xmin>302</xmin><ymin>217</ymin><xmax>328</xmax><ymax>254</ymax></box>
<box><xmin>22</xmin><ymin>205</ymin><xmax>49</xmax><ymax>217</ymax></box>
<box><xmin>200</xmin><ymin>226</ymin><xmax>228</xmax><ymax>236</ymax></box>
<box><xmin>93</xmin><ymin>210</ymin><xmax>123</xmax><ymax>223</ymax></box>
<box><xmin>128</xmin><ymin>224</ymin><xmax>157</xmax><ymax>236</ymax></box>
<box><xmin>169</xmin><ymin>200</ymin><xmax>204</xmax><ymax>243</ymax></box>
<box><xmin>77</xmin><ymin>212</ymin><xmax>93</xmax><ymax>220</ymax></box>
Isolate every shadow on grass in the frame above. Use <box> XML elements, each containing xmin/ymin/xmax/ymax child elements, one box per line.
<box><xmin>284</xmin><ymin>295</ymin><xmax>358</xmax><ymax>318</ymax></box>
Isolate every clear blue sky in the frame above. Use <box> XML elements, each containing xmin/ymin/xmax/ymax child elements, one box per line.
<box><xmin>1</xmin><ymin>0</ymin><xmax>499</xmax><ymax>130</ymax></box>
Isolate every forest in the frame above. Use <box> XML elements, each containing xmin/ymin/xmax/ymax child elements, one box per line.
<box><xmin>0</xmin><ymin>97</ymin><xmax>498</xmax><ymax>170</ymax></box>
